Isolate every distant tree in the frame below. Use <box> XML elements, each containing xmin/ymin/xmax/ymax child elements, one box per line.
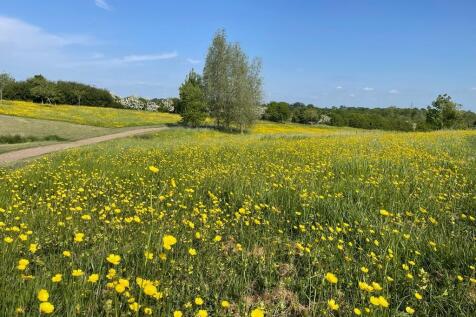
<box><xmin>203</xmin><ymin>29</ymin><xmax>262</xmax><ymax>132</ymax></box>
<box><xmin>203</xmin><ymin>29</ymin><xmax>229</xmax><ymax>127</ymax></box>
<box><xmin>72</xmin><ymin>86</ymin><xmax>86</xmax><ymax>106</ymax></box>
<box><xmin>30</xmin><ymin>80</ymin><xmax>61</xmax><ymax>103</ymax></box>
<box><xmin>264</xmin><ymin>102</ymin><xmax>291</xmax><ymax>122</ymax></box>
<box><xmin>426</xmin><ymin>94</ymin><xmax>461</xmax><ymax>129</ymax></box>
<box><xmin>0</xmin><ymin>73</ymin><xmax>14</xmax><ymax>104</ymax></box>
<box><xmin>178</xmin><ymin>69</ymin><xmax>207</xmax><ymax>127</ymax></box>
<box><xmin>227</xmin><ymin>43</ymin><xmax>262</xmax><ymax>132</ymax></box>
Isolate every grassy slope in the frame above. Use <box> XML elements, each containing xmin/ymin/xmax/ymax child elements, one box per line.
<box><xmin>0</xmin><ymin>128</ymin><xmax>475</xmax><ymax>316</ymax></box>
<box><xmin>0</xmin><ymin>115</ymin><xmax>158</xmax><ymax>154</ymax></box>
<box><xmin>0</xmin><ymin>100</ymin><xmax>181</xmax><ymax>127</ymax></box>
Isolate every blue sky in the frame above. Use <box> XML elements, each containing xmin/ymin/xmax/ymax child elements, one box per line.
<box><xmin>1</xmin><ymin>0</ymin><xmax>475</xmax><ymax>110</ymax></box>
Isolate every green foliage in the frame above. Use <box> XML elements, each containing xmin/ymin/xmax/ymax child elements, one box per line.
<box><xmin>178</xmin><ymin>70</ymin><xmax>207</xmax><ymax>127</ymax></box>
<box><xmin>203</xmin><ymin>29</ymin><xmax>262</xmax><ymax>132</ymax></box>
<box><xmin>203</xmin><ymin>30</ymin><xmax>229</xmax><ymax>127</ymax></box>
<box><xmin>426</xmin><ymin>94</ymin><xmax>462</xmax><ymax>129</ymax></box>
<box><xmin>263</xmin><ymin>101</ymin><xmax>291</xmax><ymax>122</ymax></box>
<box><xmin>261</xmin><ymin>95</ymin><xmax>475</xmax><ymax>131</ymax></box>
<box><xmin>0</xmin><ymin>73</ymin><xmax>14</xmax><ymax>103</ymax></box>
<box><xmin>0</xmin><ymin>134</ymin><xmax>66</xmax><ymax>144</ymax></box>
<box><xmin>2</xmin><ymin>74</ymin><xmax>118</xmax><ymax>108</ymax></box>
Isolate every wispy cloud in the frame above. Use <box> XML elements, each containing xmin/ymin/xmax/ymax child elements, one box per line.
<box><xmin>0</xmin><ymin>16</ymin><xmax>92</xmax><ymax>51</ymax></box>
<box><xmin>63</xmin><ymin>52</ymin><xmax>178</xmax><ymax>68</ymax></box>
<box><xmin>471</xmin><ymin>87</ymin><xmax>476</xmax><ymax>91</ymax></box>
<box><xmin>0</xmin><ymin>16</ymin><xmax>95</xmax><ymax>74</ymax></box>
<box><xmin>336</xmin><ymin>86</ymin><xmax>343</xmax><ymax>89</ymax></box>
<box><xmin>186</xmin><ymin>58</ymin><xmax>202</xmax><ymax>65</ymax></box>
<box><xmin>95</xmin><ymin>0</ymin><xmax>112</xmax><ymax>11</ymax></box>
<box><xmin>363</xmin><ymin>87</ymin><xmax>374</xmax><ymax>91</ymax></box>
<box><xmin>121</xmin><ymin>53</ymin><xmax>177</xmax><ymax>63</ymax></box>
<box><xmin>388</xmin><ymin>89</ymin><xmax>399</xmax><ymax>94</ymax></box>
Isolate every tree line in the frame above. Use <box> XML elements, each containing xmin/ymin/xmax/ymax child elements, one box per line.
<box><xmin>177</xmin><ymin>30</ymin><xmax>263</xmax><ymax>132</ymax></box>
<box><xmin>262</xmin><ymin>95</ymin><xmax>476</xmax><ymax>131</ymax></box>
<box><xmin>0</xmin><ymin>73</ymin><xmax>119</xmax><ymax>108</ymax></box>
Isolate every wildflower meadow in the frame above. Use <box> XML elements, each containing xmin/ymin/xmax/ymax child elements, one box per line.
<box><xmin>0</xmin><ymin>128</ymin><xmax>475</xmax><ymax>316</ymax></box>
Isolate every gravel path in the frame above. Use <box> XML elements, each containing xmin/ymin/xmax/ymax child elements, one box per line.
<box><xmin>0</xmin><ymin>126</ymin><xmax>168</xmax><ymax>164</ymax></box>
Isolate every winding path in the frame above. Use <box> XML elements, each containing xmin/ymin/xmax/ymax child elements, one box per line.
<box><xmin>0</xmin><ymin>126</ymin><xmax>169</xmax><ymax>164</ymax></box>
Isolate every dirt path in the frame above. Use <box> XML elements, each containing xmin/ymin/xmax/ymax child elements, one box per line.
<box><xmin>0</xmin><ymin>126</ymin><xmax>169</xmax><ymax>164</ymax></box>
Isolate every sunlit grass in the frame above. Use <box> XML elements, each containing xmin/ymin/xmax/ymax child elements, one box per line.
<box><xmin>0</xmin><ymin>100</ymin><xmax>181</xmax><ymax>127</ymax></box>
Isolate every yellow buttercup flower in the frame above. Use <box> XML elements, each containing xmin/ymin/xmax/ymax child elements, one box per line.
<box><xmin>37</xmin><ymin>289</ymin><xmax>49</xmax><ymax>302</ymax></box>
<box><xmin>327</xmin><ymin>299</ymin><xmax>339</xmax><ymax>311</ymax></box>
<box><xmin>29</xmin><ymin>243</ymin><xmax>38</xmax><ymax>253</ymax></box>
<box><xmin>149</xmin><ymin>166</ymin><xmax>159</xmax><ymax>173</ymax></box>
<box><xmin>325</xmin><ymin>272</ymin><xmax>338</xmax><ymax>284</ymax></box>
<box><xmin>143</xmin><ymin>284</ymin><xmax>157</xmax><ymax>296</ymax></box>
<box><xmin>74</xmin><ymin>232</ymin><xmax>84</xmax><ymax>242</ymax></box>
<box><xmin>39</xmin><ymin>302</ymin><xmax>54</xmax><ymax>314</ymax></box>
<box><xmin>106</xmin><ymin>254</ymin><xmax>121</xmax><ymax>265</ymax></box>
<box><xmin>17</xmin><ymin>259</ymin><xmax>29</xmax><ymax>271</ymax></box>
<box><xmin>162</xmin><ymin>235</ymin><xmax>177</xmax><ymax>250</ymax></box>
<box><xmin>194</xmin><ymin>297</ymin><xmax>204</xmax><ymax>305</ymax></box>
<box><xmin>72</xmin><ymin>269</ymin><xmax>84</xmax><ymax>277</ymax></box>
<box><xmin>51</xmin><ymin>274</ymin><xmax>62</xmax><ymax>283</ymax></box>
<box><xmin>221</xmin><ymin>300</ymin><xmax>230</xmax><ymax>308</ymax></box>
<box><xmin>196</xmin><ymin>310</ymin><xmax>208</xmax><ymax>317</ymax></box>
<box><xmin>88</xmin><ymin>273</ymin><xmax>99</xmax><ymax>283</ymax></box>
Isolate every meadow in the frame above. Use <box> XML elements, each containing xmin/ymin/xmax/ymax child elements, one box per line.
<box><xmin>0</xmin><ymin>127</ymin><xmax>475</xmax><ymax>316</ymax></box>
<box><xmin>0</xmin><ymin>101</ymin><xmax>181</xmax><ymax>128</ymax></box>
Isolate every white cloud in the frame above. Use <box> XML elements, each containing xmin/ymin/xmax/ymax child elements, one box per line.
<box><xmin>336</xmin><ymin>85</ymin><xmax>343</xmax><ymax>89</ymax></box>
<box><xmin>95</xmin><ymin>0</ymin><xmax>112</xmax><ymax>10</ymax></box>
<box><xmin>388</xmin><ymin>89</ymin><xmax>399</xmax><ymax>94</ymax></box>
<box><xmin>0</xmin><ymin>16</ymin><xmax>91</xmax><ymax>51</ymax></box>
<box><xmin>121</xmin><ymin>53</ymin><xmax>177</xmax><ymax>63</ymax></box>
<box><xmin>66</xmin><ymin>52</ymin><xmax>178</xmax><ymax>67</ymax></box>
<box><xmin>187</xmin><ymin>58</ymin><xmax>202</xmax><ymax>65</ymax></box>
<box><xmin>0</xmin><ymin>16</ymin><xmax>95</xmax><ymax>74</ymax></box>
<box><xmin>363</xmin><ymin>87</ymin><xmax>374</xmax><ymax>91</ymax></box>
<box><xmin>471</xmin><ymin>87</ymin><xmax>476</xmax><ymax>91</ymax></box>
<box><xmin>349</xmin><ymin>93</ymin><xmax>355</xmax><ymax>97</ymax></box>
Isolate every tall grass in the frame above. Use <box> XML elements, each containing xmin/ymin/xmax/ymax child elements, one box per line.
<box><xmin>0</xmin><ymin>128</ymin><xmax>475</xmax><ymax>316</ymax></box>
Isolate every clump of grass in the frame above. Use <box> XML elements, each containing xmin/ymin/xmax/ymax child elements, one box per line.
<box><xmin>0</xmin><ymin>134</ymin><xmax>67</xmax><ymax>144</ymax></box>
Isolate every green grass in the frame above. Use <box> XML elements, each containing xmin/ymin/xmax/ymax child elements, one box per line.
<box><xmin>0</xmin><ymin>114</ymin><xmax>173</xmax><ymax>154</ymax></box>
<box><xmin>0</xmin><ymin>115</ymin><xmax>117</xmax><ymax>154</ymax></box>
<box><xmin>0</xmin><ymin>128</ymin><xmax>475</xmax><ymax>316</ymax></box>
<box><xmin>0</xmin><ymin>100</ymin><xmax>181</xmax><ymax>127</ymax></box>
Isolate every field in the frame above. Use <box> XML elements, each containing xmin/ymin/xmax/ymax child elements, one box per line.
<box><xmin>0</xmin><ymin>101</ymin><xmax>181</xmax><ymax>128</ymax></box>
<box><xmin>0</xmin><ymin>115</ymin><xmax>116</xmax><ymax>154</ymax></box>
<box><xmin>0</xmin><ymin>127</ymin><xmax>475</xmax><ymax>316</ymax></box>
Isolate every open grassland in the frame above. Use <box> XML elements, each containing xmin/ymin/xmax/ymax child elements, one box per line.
<box><xmin>0</xmin><ymin>101</ymin><xmax>181</xmax><ymax>128</ymax></box>
<box><xmin>0</xmin><ymin>128</ymin><xmax>475</xmax><ymax>316</ymax></box>
<box><xmin>0</xmin><ymin>115</ymin><xmax>114</xmax><ymax>154</ymax></box>
<box><xmin>251</xmin><ymin>120</ymin><xmax>359</xmax><ymax>136</ymax></box>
